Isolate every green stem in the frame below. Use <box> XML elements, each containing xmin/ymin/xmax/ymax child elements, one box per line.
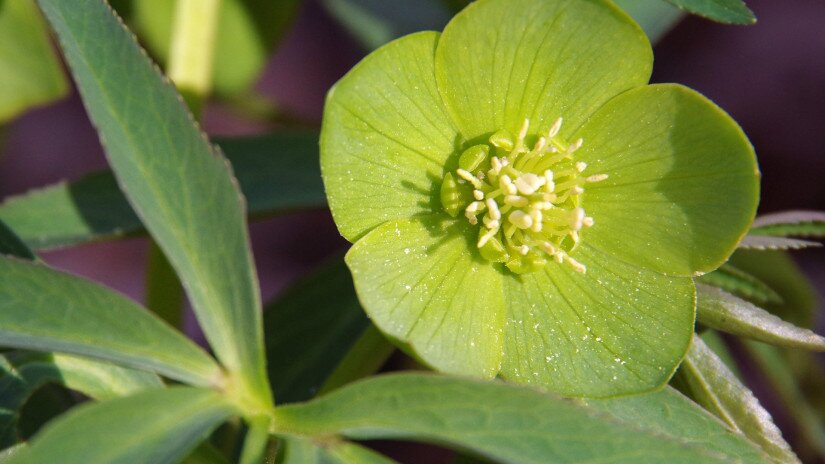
<box><xmin>167</xmin><ymin>0</ymin><xmax>222</xmax><ymax>113</ymax></box>
<box><xmin>318</xmin><ymin>325</ymin><xmax>395</xmax><ymax>395</ymax></box>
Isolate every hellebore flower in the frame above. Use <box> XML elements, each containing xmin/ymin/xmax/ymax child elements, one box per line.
<box><xmin>320</xmin><ymin>0</ymin><xmax>759</xmax><ymax>396</ymax></box>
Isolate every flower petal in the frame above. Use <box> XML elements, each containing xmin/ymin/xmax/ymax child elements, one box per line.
<box><xmin>500</xmin><ymin>244</ymin><xmax>695</xmax><ymax>397</ymax></box>
<box><xmin>345</xmin><ymin>216</ymin><xmax>505</xmax><ymax>378</ymax></box>
<box><xmin>434</xmin><ymin>0</ymin><xmax>651</xmax><ymax>141</ymax></box>
<box><xmin>321</xmin><ymin>32</ymin><xmax>459</xmax><ymax>241</ymax></box>
<box><xmin>575</xmin><ymin>84</ymin><xmax>760</xmax><ymax>277</ymax></box>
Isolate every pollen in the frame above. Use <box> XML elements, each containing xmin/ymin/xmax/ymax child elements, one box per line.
<box><xmin>440</xmin><ymin>117</ymin><xmax>607</xmax><ymax>274</ymax></box>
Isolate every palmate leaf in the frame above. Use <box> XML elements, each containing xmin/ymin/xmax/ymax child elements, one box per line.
<box><xmin>738</xmin><ymin>235</ymin><xmax>821</xmax><ymax>251</ymax></box>
<box><xmin>676</xmin><ymin>335</ymin><xmax>798</xmax><ymax>464</ymax></box>
<box><xmin>0</xmin><ymin>132</ymin><xmax>323</xmax><ymax>251</ymax></box>
<box><xmin>750</xmin><ymin>210</ymin><xmax>825</xmax><ymax>239</ymax></box>
<box><xmin>37</xmin><ymin>0</ymin><xmax>270</xmax><ymax>407</ymax></box>
<box><xmin>697</xmin><ymin>284</ymin><xmax>825</xmax><ymax>351</ymax></box>
<box><xmin>0</xmin><ymin>257</ymin><xmax>220</xmax><ymax>386</ymax></box>
<box><xmin>273</xmin><ymin>373</ymin><xmax>769</xmax><ymax>463</ymax></box>
<box><xmin>697</xmin><ymin>264</ymin><xmax>783</xmax><ymax>305</ymax></box>
<box><xmin>0</xmin><ymin>0</ymin><xmax>67</xmax><ymax>123</ymax></box>
<box><xmin>7</xmin><ymin>388</ymin><xmax>235</xmax><ymax>464</ymax></box>
<box><xmin>0</xmin><ymin>351</ymin><xmax>162</xmax><ymax>449</ymax></box>
<box><xmin>663</xmin><ymin>0</ymin><xmax>755</xmax><ymax>25</ymax></box>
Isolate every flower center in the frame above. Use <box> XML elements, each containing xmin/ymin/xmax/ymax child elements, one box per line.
<box><xmin>440</xmin><ymin>118</ymin><xmax>607</xmax><ymax>274</ymax></box>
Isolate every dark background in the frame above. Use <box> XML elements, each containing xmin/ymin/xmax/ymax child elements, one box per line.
<box><xmin>0</xmin><ymin>0</ymin><xmax>823</xmax><ymax>460</ymax></box>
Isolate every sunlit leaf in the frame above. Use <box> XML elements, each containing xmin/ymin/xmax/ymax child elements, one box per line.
<box><xmin>697</xmin><ymin>284</ymin><xmax>825</xmax><ymax>351</ymax></box>
<box><xmin>676</xmin><ymin>335</ymin><xmax>798</xmax><ymax>463</ymax></box>
<box><xmin>738</xmin><ymin>235</ymin><xmax>821</xmax><ymax>250</ymax></box>
<box><xmin>37</xmin><ymin>0</ymin><xmax>270</xmax><ymax>405</ymax></box>
<box><xmin>697</xmin><ymin>264</ymin><xmax>782</xmax><ymax>305</ymax></box>
<box><xmin>750</xmin><ymin>210</ymin><xmax>825</xmax><ymax>239</ymax></box>
<box><xmin>663</xmin><ymin>0</ymin><xmax>755</xmax><ymax>24</ymax></box>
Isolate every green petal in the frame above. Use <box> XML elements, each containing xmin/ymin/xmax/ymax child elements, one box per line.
<box><xmin>321</xmin><ymin>32</ymin><xmax>459</xmax><ymax>241</ymax></box>
<box><xmin>434</xmin><ymin>0</ymin><xmax>651</xmax><ymax>141</ymax></box>
<box><xmin>345</xmin><ymin>216</ymin><xmax>504</xmax><ymax>378</ymax></box>
<box><xmin>500</xmin><ymin>244</ymin><xmax>695</xmax><ymax>397</ymax></box>
<box><xmin>575</xmin><ymin>84</ymin><xmax>760</xmax><ymax>276</ymax></box>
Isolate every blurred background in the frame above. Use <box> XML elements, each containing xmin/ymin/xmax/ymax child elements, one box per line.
<box><xmin>0</xmin><ymin>0</ymin><xmax>823</xmax><ymax>461</ymax></box>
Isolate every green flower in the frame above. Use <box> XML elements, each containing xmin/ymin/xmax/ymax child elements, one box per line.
<box><xmin>320</xmin><ymin>0</ymin><xmax>759</xmax><ymax>396</ymax></box>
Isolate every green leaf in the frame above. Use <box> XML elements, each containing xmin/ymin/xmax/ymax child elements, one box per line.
<box><xmin>663</xmin><ymin>0</ymin><xmax>755</xmax><ymax>25</ymax></box>
<box><xmin>577</xmin><ymin>84</ymin><xmax>760</xmax><ymax>277</ymax></box>
<box><xmin>0</xmin><ymin>257</ymin><xmax>220</xmax><ymax>386</ymax></box>
<box><xmin>318</xmin><ymin>325</ymin><xmax>395</xmax><ymax>396</ymax></box>
<box><xmin>0</xmin><ymin>351</ymin><xmax>161</xmax><ymax>448</ymax></box>
<box><xmin>0</xmin><ymin>0</ymin><xmax>67</xmax><ymax>123</ymax></box>
<box><xmin>37</xmin><ymin>0</ymin><xmax>270</xmax><ymax>406</ymax></box>
<box><xmin>133</xmin><ymin>0</ymin><xmax>301</xmax><ymax>95</ymax></box>
<box><xmin>585</xmin><ymin>387</ymin><xmax>770</xmax><ymax>463</ymax></box>
<box><xmin>280</xmin><ymin>437</ymin><xmax>397</xmax><ymax>464</ymax></box>
<box><xmin>17</xmin><ymin>353</ymin><xmax>164</xmax><ymax>401</ymax></box>
<box><xmin>264</xmin><ymin>258</ymin><xmax>380</xmax><ymax>403</ymax></box>
<box><xmin>697</xmin><ymin>264</ymin><xmax>783</xmax><ymax>305</ymax></box>
<box><xmin>434</xmin><ymin>0</ymin><xmax>652</xmax><ymax>141</ymax></box>
<box><xmin>321</xmin><ymin>0</ymin><xmax>452</xmax><ymax>50</ymax></box>
<box><xmin>0</xmin><ymin>132</ymin><xmax>324</xmax><ymax>251</ymax></box>
<box><xmin>501</xmin><ymin>243</ymin><xmax>695</xmax><ymax>397</ymax></box>
<box><xmin>613</xmin><ymin>0</ymin><xmax>684</xmax><ymax>43</ymax></box>
<box><xmin>8</xmin><ymin>387</ymin><xmax>235</xmax><ymax>464</ymax></box>
<box><xmin>0</xmin><ymin>220</ymin><xmax>34</xmax><ymax>261</ymax></box>
<box><xmin>676</xmin><ymin>335</ymin><xmax>798</xmax><ymax>464</ymax></box>
<box><xmin>745</xmin><ymin>342</ymin><xmax>825</xmax><ymax>459</ymax></box>
<box><xmin>727</xmin><ymin>249</ymin><xmax>818</xmax><ymax>328</ymax></box>
<box><xmin>739</xmin><ymin>235</ymin><xmax>821</xmax><ymax>250</ymax></box>
<box><xmin>697</xmin><ymin>284</ymin><xmax>825</xmax><ymax>351</ymax></box>
<box><xmin>321</xmin><ymin>31</ymin><xmax>459</xmax><ymax>241</ymax></box>
<box><xmin>345</xmin><ymin>217</ymin><xmax>505</xmax><ymax>379</ymax></box>
<box><xmin>750</xmin><ymin>210</ymin><xmax>825</xmax><ymax>239</ymax></box>
<box><xmin>272</xmin><ymin>373</ymin><xmax>768</xmax><ymax>463</ymax></box>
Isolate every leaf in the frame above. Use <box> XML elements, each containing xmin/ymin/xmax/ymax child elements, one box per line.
<box><xmin>37</xmin><ymin>0</ymin><xmax>270</xmax><ymax>405</ymax></box>
<box><xmin>8</xmin><ymin>387</ymin><xmax>235</xmax><ymax>464</ymax></box>
<box><xmin>0</xmin><ymin>132</ymin><xmax>324</xmax><ymax>251</ymax></box>
<box><xmin>663</xmin><ymin>0</ymin><xmax>755</xmax><ymax>24</ymax></box>
<box><xmin>263</xmin><ymin>258</ymin><xmax>379</xmax><ymax>403</ymax></box>
<box><xmin>585</xmin><ymin>387</ymin><xmax>769</xmax><ymax>463</ymax></box>
<box><xmin>321</xmin><ymin>0</ymin><xmax>452</xmax><ymax>50</ymax></box>
<box><xmin>272</xmin><ymin>373</ymin><xmax>769</xmax><ymax>463</ymax></box>
<box><xmin>744</xmin><ymin>342</ymin><xmax>825</xmax><ymax>459</ymax></box>
<box><xmin>0</xmin><ymin>220</ymin><xmax>34</xmax><ymax>261</ymax></box>
<box><xmin>727</xmin><ymin>249</ymin><xmax>818</xmax><ymax>329</ymax></box>
<box><xmin>738</xmin><ymin>235</ymin><xmax>821</xmax><ymax>250</ymax></box>
<box><xmin>133</xmin><ymin>0</ymin><xmax>302</xmax><ymax>95</ymax></box>
<box><xmin>696</xmin><ymin>284</ymin><xmax>825</xmax><ymax>351</ymax></box>
<box><xmin>0</xmin><ymin>0</ymin><xmax>67</xmax><ymax>123</ymax></box>
<box><xmin>676</xmin><ymin>335</ymin><xmax>799</xmax><ymax>464</ymax></box>
<box><xmin>0</xmin><ymin>256</ymin><xmax>220</xmax><ymax>386</ymax></box>
<box><xmin>613</xmin><ymin>0</ymin><xmax>685</xmax><ymax>43</ymax></box>
<box><xmin>697</xmin><ymin>264</ymin><xmax>783</xmax><ymax>305</ymax></box>
<box><xmin>239</xmin><ymin>415</ymin><xmax>270</xmax><ymax>464</ymax></box>
<box><xmin>0</xmin><ymin>351</ymin><xmax>161</xmax><ymax>448</ymax></box>
<box><xmin>750</xmin><ymin>210</ymin><xmax>825</xmax><ymax>239</ymax></box>
<box><xmin>279</xmin><ymin>437</ymin><xmax>397</xmax><ymax>464</ymax></box>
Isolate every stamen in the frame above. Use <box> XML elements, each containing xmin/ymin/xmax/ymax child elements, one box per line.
<box><xmin>443</xmin><ymin>115</ymin><xmax>602</xmax><ymax>274</ymax></box>
<box><xmin>486</xmin><ymin>198</ymin><xmax>501</xmax><ymax>220</ymax></box>
<box><xmin>508</xmin><ymin>210</ymin><xmax>533</xmax><ymax>230</ymax></box>
<box><xmin>456</xmin><ymin>169</ymin><xmax>483</xmax><ymax>188</ymax></box>
<box><xmin>586</xmin><ymin>174</ymin><xmax>609</xmax><ymax>183</ymax></box>
<box><xmin>548</xmin><ymin>117</ymin><xmax>563</xmax><ymax>138</ymax></box>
